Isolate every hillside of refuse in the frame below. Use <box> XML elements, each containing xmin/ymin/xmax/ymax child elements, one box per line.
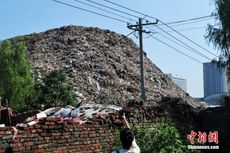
<box><xmin>14</xmin><ymin>25</ymin><xmax>198</xmax><ymax>108</ymax></box>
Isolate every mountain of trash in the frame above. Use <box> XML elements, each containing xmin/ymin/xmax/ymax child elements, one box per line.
<box><xmin>16</xmin><ymin>25</ymin><xmax>198</xmax><ymax>107</ymax></box>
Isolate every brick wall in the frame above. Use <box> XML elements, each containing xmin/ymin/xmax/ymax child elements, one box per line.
<box><xmin>0</xmin><ymin>98</ymin><xmax>194</xmax><ymax>153</ymax></box>
<box><xmin>0</xmin><ymin>117</ymin><xmax>118</xmax><ymax>153</ymax></box>
<box><xmin>0</xmin><ymin>102</ymin><xmax>164</xmax><ymax>153</ymax></box>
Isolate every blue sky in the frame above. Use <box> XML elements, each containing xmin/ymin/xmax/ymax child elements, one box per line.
<box><xmin>0</xmin><ymin>0</ymin><xmax>217</xmax><ymax>97</ymax></box>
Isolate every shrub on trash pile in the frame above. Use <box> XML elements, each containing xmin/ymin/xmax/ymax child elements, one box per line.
<box><xmin>113</xmin><ymin>120</ymin><xmax>200</xmax><ymax>153</ymax></box>
<box><xmin>36</xmin><ymin>69</ymin><xmax>77</xmax><ymax>109</ymax></box>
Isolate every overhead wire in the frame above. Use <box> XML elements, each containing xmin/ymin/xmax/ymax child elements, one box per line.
<box><xmin>146</xmin><ymin>27</ymin><xmax>224</xmax><ymax>73</ymax></box>
<box><xmin>157</xmin><ymin>19</ymin><xmax>219</xmax><ymax>58</ymax></box>
<box><xmin>151</xmin><ymin>35</ymin><xmax>225</xmax><ymax>75</ymax></box>
<box><xmin>163</xmin><ymin>18</ymin><xmax>214</xmax><ymax>28</ymax></box>
<box><xmin>153</xmin><ymin>25</ymin><xmax>213</xmax><ymax>61</ymax></box>
<box><xmin>103</xmin><ymin>0</ymin><xmax>157</xmax><ymax>19</ymax></box>
<box><xmin>150</xmin><ymin>26</ymin><xmax>207</xmax><ymax>35</ymax></box>
<box><xmin>159</xmin><ymin>15</ymin><xmax>216</xmax><ymax>26</ymax></box>
<box><xmin>101</xmin><ymin>0</ymin><xmax>225</xmax><ymax>74</ymax></box>
<box><xmin>146</xmin><ymin>28</ymin><xmax>225</xmax><ymax>74</ymax></box>
<box><xmin>52</xmin><ymin>0</ymin><xmax>223</xmax><ymax>74</ymax></box>
<box><xmin>103</xmin><ymin>0</ymin><xmax>215</xmax><ymax>26</ymax></box>
<box><xmin>52</xmin><ymin>0</ymin><xmax>127</xmax><ymax>23</ymax></box>
<box><xmin>86</xmin><ymin>0</ymin><xmax>140</xmax><ymax>19</ymax></box>
<box><xmin>102</xmin><ymin>0</ymin><xmax>219</xmax><ymax>58</ymax></box>
<box><xmin>161</xmin><ymin>26</ymin><xmax>207</xmax><ymax>33</ymax></box>
<box><xmin>151</xmin><ymin>36</ymin><xmax>203</xmax><ymax>64</ymax></box>
<box><xmin>51</xmin><ymin>0</ymin><xmax>137</xmax><ymax>66</ymax></box>
<box><xmin>88</xmin><ymin>0</ymin><xmax>216</xmax><ymax>60</ymax></box>
<box><xmin>153</xmin><ymin>32</ymin><xmax>210</xmax><ymax>60</ymax></box>
<box><xmin>73</xmin><ymin>0</ymin><xmax>136</xmax><ymax>22</ymax></box>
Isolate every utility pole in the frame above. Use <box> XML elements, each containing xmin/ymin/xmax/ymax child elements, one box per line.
<box><xmin>127</xmin><ymin>18</ymin><xmax>158</xmax><ymax>101</ymax></box>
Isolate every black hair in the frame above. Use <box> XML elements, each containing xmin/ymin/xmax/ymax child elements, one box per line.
<box><xmin>120</xmin><ymin>128</ymin><xmax>134</xmax><ymax>150</ymax></box>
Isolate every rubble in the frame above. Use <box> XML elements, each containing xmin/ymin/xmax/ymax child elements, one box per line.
<box><xmin>15</xmin><ymin>104</ymin><xmax>122</xmax><ymax>128</ymax></box>
<box><xmin>11</xmin><ymin>25</ymin><xmax>199</xmax><ymax>108</ymax></box>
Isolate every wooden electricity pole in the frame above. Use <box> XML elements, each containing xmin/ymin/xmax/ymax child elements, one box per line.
<box><xmin>127</xmin><ymin>18</ymin><xmax>158</xmax><ymax>101</ymax></box>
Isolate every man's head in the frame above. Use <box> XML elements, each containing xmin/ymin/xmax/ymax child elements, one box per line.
<box><xmin>120</xmin><ymin>128</ymin><xmax>134</xmax><ymax>150</ymax></box>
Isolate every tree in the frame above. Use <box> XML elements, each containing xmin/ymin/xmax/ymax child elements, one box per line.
<box><xmin>38</xmin><ymin>70</ymin><xmax>76</xmax><ymax>108</ymax></box>
<box><xmin>206</xmin><ymin>0</ymin><xmax>230</xmax><ymax>77</ymax></box>
<box><xmin>0</xmin><ymin>40</ymin><xmax>33</xmax><ymax>111</ymax></box>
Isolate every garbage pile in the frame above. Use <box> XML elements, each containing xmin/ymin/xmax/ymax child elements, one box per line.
<box><xmin>21</xmin><ymin>25</ymin><xmax>198</xmax><ymax>108</ymax></box>
<box><xmin>17</xmin><ymin>103</ymin><xmax>122</xmax><ymax>128</ymax></box>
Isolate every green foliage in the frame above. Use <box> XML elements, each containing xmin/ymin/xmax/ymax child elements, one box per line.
<box><xmin>0</xmin><ymin>40</ymin><xmax>76</xmax><ymax>111</ymax></box>
<box><xmin>37</xmin><ymin>70</ymin><xmax>77</xmax><ymax>108</ymax></box>
<box><xmin>0</xmin><ymin>40</ymin><xmax>33</xmax><ymax>111</ymax></box>
<box><xmin>112</xmin><ymin>129</ymin><xmax>122</xmax><ymax>151</ymax></box>
<box><xmin>113</xmin><ymin>120</ymin><xmax>200</xmax><ymax>153</ymax></box>
<box><xmin>206</xmin><ymin>0</ymin><xmax>230</xmax><ymax>78</ymax></box>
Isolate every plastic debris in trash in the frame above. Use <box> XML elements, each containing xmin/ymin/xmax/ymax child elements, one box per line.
<box><xmin>36</xmin><ymin>112</ymin><xmax>47</xmax><ymax>119</ymax></box>
<box><xmin>0</xmin><ymin>124</ymin><xmax>5</xmax><ymax>127</ymax></box>
<box><xmin>79</xmin><ymin>103</ymin><xmax>122</xmax><ymax>119</ymax></box>
<box><xmin>53</xmin><ymin>105</ymin><xmax>74</xmax><ymax>117</ymax></box>
<box><xmin>71</xmin><ymin>108</ymin><xmax>80</xmax><ymax>118</ymax></box>
<box><xmin>17</xmin><ymin>103</ymin><xmax>122</xmax><ymax>127</ymax></box>
<box><xmin>27</xmin><ymin>120</ymin><xmax>38</xmax><ymax>126</ymax></box>
<box><xmin>43</xmin><ymin>107</ymin><xmax>61</xmax><ymax>116</ymax></box>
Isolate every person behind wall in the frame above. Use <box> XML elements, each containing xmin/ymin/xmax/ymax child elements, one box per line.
<box><xmin>112</xmin><ymin>114</ymin><xmax>140</xmax><ymax>153</ymax></box>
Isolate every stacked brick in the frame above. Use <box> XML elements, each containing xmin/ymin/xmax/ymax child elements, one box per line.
<box><xmin>124</xmin><ymin>100</ymin><xmax>165</xmax><ymax>124</ymax></box>
<box><xmin>0</xmin><ymin>117</ymin><xmax>118</xmax><ymax>153</ymax></box>
<box><xmin>124</xmin><ymin>99</ymin><xmax>196</xmax><ymax>131</ymax></box>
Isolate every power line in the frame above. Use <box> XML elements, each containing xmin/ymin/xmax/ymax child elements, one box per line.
<box><xmin>151</xmin><ymin>18</ymin><xmax>213</xmax><ymax>32</ymax></box>
<box><xmin>89</xmin><ymin>0</ymin><xmax>214</xmax><ymax>60</ymax></box>
<box><xmin>151</xmin><ymin>36</ymin><xmax>225</xmax><ymax>74</ymax></box>
<box><xmin>104</xmin><ymin>0</ymin><xmax>216</xmax><ymax>26</ymax></box>
<box><xmin>101</xmin><ymin>1</ymin><xmax>221</xmax><ymax>66</ymax></box>
<box><xmin>146</xmin><ymin>26</ymin><xmax>216</xmax><ymax>64</ymax></box>
<box><xmin>52</xmin><ymin>0</ymin><xmax>226</xmax><ymax>97</ymax></box>
<box><xmin>160</xmin><ymin>15</ymin><xmax>216</xmax><ymax>26</ymax></box>
<box><xmin>86</xmin><ymin>0</ymin><xmax>140</xmax><ymax>19</ymax></box>
<box><xmin>53</xmin><ymin>0</ymin><xmax>222</xmax><ymax>73</ymax></box>
<box><xmin>73</xmin><ymin>0</ymin><xmax>135</xmax><ymax>22</ymax></box>
<box><xmin>167</xmin><ymin>26</ymin><xmax>207</xmax><ymax>32</ymax></box>
<box><xmin>103</xmin><ymin>0</ymin><xmax>157</xmax><ymax>19</ymax></box>
<box><xmin>155</xmin><ymin>32</ymin><xmax>211</xmax><ymax>60</ymax></box>
<box><xmin>154</xmin><ymin>25</ymin><xmax>213</xmax><ymax>61</ymax></box>
<box><xmin>85</xmin><ymin>0</ymin><xmax>216</xmax><ymax>61</ymax></box>
<box><xmin>157</xmin><ymin>20</ymin><xmax>219</xmax><ymax>58</ymax></box>
<box><xmin>102</xmin><ymin>0</ymin><xmax>219</xmax><ymax>58</ymax></box>
<box><xmin>117</xmin><ymin>31</ymin><xmax>135</xmax><ymax>41</ymax></box>
<box><xmin>52</xmin><ymin>0</ymin><xmax>127</xmax><ymax>23</ymax></box>
<box><xmin>163</xmin><ymin>18</ymin><xmax>214</xmax><ymax>27</ymax></box>
<box><xmin>103</xmin><ymin>0</ymin><xmax>214</xmax><ymax>26</ymax></box>
<box><xmin>151</xmin><ymin>36</ymin><xmax>203</xmax><ymax>64</ymax></box>
<box><xmin>154</xmin><ymin>26</ymin><xmax>207</xmax><ymax>33</ymax></box>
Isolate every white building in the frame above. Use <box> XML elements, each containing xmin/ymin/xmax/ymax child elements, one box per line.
<box><xmin>167</xmin><ymin>73</ymin><xmax>187</xmax><ymax>92</ymax></box>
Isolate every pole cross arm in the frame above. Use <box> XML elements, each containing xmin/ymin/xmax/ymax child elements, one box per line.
<box><xmin>127</xmin><ymin>26</ymin><xmax>151</xmax><ymax>33</ymax></box>
<box><xmin>127</xmin><ymin>20</ymin><xmax>158</xmax><ymax>28</ymax></box>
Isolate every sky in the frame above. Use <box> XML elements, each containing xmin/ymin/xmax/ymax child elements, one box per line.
<box><xmin>0</xmin><ymin>0</ymin><xmax>217</xmax><ymax>97</ymax></box>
